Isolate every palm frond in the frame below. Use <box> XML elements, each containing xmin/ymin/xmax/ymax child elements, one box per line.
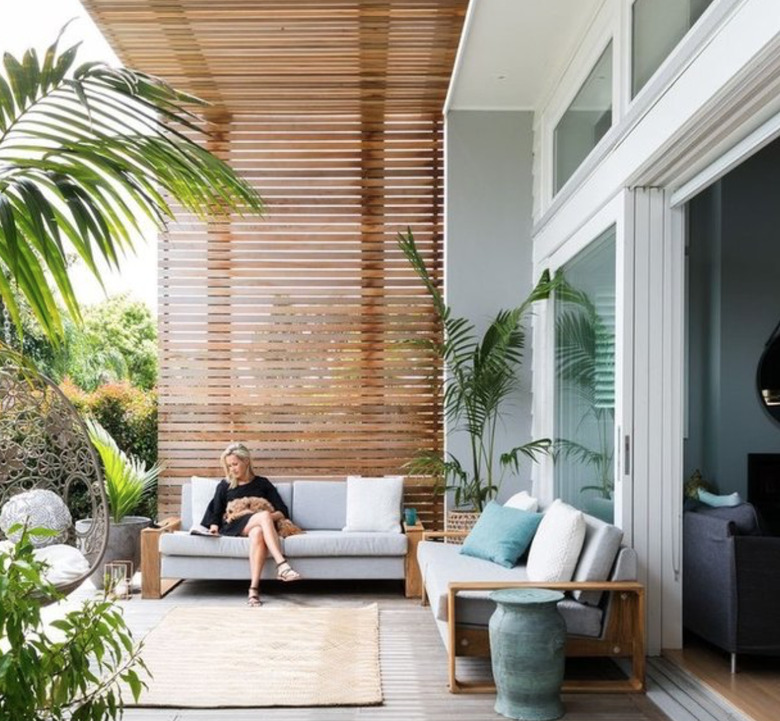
<box><xmin>0</xmin><ymin>33</ymin><xmax>264</xmax><ymax>343</ymax></box>
<box><xmin>86</xmin><ymin>419</ymin><xmax>161</xmax><ymax>524</ymax></box>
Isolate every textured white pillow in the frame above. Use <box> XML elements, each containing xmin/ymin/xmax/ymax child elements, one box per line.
<box><xmin>190</xmin><ymin>476</ymin><xmax>220</xmax><ymax>527</ymax></box>
<box><xmin>526</xmin><ymin>499</ymin><xmax>586</xmax><ymax>582</ymax></box>
<box><xmin>344</xmin><ymin>476</ymin><xmax>403</xmax><ymax>533</ymax></box>
<box><xmin>503</xmin><ymin>491</ymin><xmax>539</xmax><ymax>513</ymax></box>
<box><xmin>0</xmin><ymin>489</ymin><xmax>72</xmax><ymax>547</ymax></box>
<box><xmin>33</xmin><ymin>544</ymin><xmax>89</xmax><ymax>585</ymax></box>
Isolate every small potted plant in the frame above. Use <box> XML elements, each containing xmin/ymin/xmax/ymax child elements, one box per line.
<box><xmin>76</xmin><ymin>419</ymin><xmax>161</xmax><ymax>589</ymax></box>
<box><xmin>398</xmin><ymin>229</ymin><xmax>553</xmax><ymax>529</ymax></box>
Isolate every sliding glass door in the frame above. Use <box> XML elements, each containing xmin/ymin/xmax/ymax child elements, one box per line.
<box><xmin>554</xmin><ymin>227</ymin><xmax>617</xmax><ymax>522</ymax></box>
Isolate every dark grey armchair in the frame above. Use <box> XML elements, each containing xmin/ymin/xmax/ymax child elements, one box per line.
<box><xmin>683</xmin><ymin>503</ymin><xmax>780</xmax><ymax>673</ymax></box>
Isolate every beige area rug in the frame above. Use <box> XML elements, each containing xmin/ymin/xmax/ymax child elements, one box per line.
<box><xmin>127</xmin><ymin>604</ymin><xmax>382</xmax><ymax>707</ymax></box>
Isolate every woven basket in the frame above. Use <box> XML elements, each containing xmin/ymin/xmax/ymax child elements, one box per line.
<box><xmin>445</xmin><ymin>510</ymin><xmax>481</xmax><ymax>543</ymax></box>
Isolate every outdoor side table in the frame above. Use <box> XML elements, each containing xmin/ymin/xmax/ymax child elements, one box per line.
<box><xmin>489</xmin><ymin>588</ymin><xmax>566</xmax><ymax>721</ymax></box>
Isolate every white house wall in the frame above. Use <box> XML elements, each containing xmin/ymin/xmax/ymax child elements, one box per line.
<box><xmin>527</xmin><ymin>0</ymin><xmax>780</xmax><ymax>655</ymax></box>
<box><xmin>444</xmin><ymin>110</ymin><xmax>537</xmax><ymax>503</ymax></box>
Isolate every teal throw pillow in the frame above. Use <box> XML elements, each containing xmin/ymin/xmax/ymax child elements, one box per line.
<box><xmin>697</xmin><ymin>489</ymin><xmax>742</xmax><ymax>507</ymax></box>
<box><xmin>460</xmin><ymin>501</ymin><xmax>543</xmax><ymax>568</ymax></box>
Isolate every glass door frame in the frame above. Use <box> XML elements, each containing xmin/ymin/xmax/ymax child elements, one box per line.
<box><xmin>533</xmin><ymin>192</ymin><xmax>634</xmax><ymax>543</ymax></box>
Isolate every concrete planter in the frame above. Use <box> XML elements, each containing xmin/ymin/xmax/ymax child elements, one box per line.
<box><xmin>76</xmin><ymin>516</ymin><xmax>151</xmax><ymax>589</ymax></box>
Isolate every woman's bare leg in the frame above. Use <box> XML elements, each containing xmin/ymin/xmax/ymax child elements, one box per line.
<box><xmin>242</xmin><ymin>511</ymin><xmax>285</xmax><ymax>564</ymax></box>
<box><xmin>246</xmin><ymin>526</ymin><xmax>268</xmax><ymax>593</ymax></box>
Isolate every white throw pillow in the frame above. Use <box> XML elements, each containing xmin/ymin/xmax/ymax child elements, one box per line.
<box><xmin>0</xmin><ymin>489</ymin><xmax>72</xmax><ymax>547</ymax></box>
<box><xmin>343</xmin><ymin>476</ymin><xmax>403</xmax><ymax>533</ymax></box>
<box><xmin>526</xmin><ymin>499</ymin><xmax>586</xmax><ymax>582</ymax></box>
<box><xmin>33</xmin><ymin>544</ymin><xmax>90</xmax><ymax>585</ymax></box>
<box><xmin>503</xmin><ymin>491</ymin><xmax>539</xmax><ymax>513</ymax></box>
<box><xmin>190</xmin><ymin>476</ymin><xmax>220</xmax><ymax>527</ymax></box>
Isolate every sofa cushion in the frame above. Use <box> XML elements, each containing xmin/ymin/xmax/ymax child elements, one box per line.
<box><xmin>283</xmin><ymin>530</ymin><xmax>407</xmax><ymax>557</ymax></box>
<box><xmin>417</xmin><ymin>540</ymin><xmax>603</xmax><ymax>637</ymax></box>
<box><xmin>503</xmin><ymin>491</ymin><xmax>539</xmax><ymax>512</ymax></box>
<box><xmin>291</xmin><ymin>481</ymin><xmax>345</xmax><ymax>530</ymax></box>
<box><xmin>344</xmin><ymin>476</ymin><xmax>403</xmax><ymax>533</ymax></box>
<box><xmin>526</xmin><ymin>499</ymin><xmax>586</xmax><ymax>582</ymax></box>
<box><xmin>460</xmin><ymin>502</ymin><xmax>542</xmax><ymax>568</ymax></box>
<box><xmin>159</xmin><ymin>528</ymin><xmax>406</xmax><ymax>559</ymax></box>
<box><xmin>572</xmin><ymin>514</ymin><xmax>624</xmax><ymax>605</ymax></box>
<box><xmin>160</xmin><ymin>531</ymin><xmax>250</xmax><ymax>558</ymax></box>
<box><xmin>190</xmin><ymin>476</ymin><xmax>219</xmax><ymax>529</ymax></box>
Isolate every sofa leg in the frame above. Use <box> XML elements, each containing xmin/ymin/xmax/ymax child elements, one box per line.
<box><xmin>731</xmin><ymin>652</ymin><xmax>737</xmax><ymax>674</ymax></box>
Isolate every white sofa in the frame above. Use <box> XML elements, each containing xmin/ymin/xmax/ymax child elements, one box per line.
<box><xmin>141</xmin><ymin>479</ymin><xmax>416</xmax><ymax>598</ymax></box>
<box><xmin>414</xmin><ymin>507</ymin><xmax>645</xmax><ymax>693</ymax></box>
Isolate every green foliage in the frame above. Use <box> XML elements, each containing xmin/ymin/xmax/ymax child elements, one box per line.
<box><xmin>2</xmin><ymin>291</ymin><xmax>158</xmax><ymax>391</ymax></box>
<box><xmin>62</xmin><ymin>381</ymin><xmax>158</xmax><ymax>520</ymax></box>
<box><xmin>554</xmin><ymin>278</ymin><xmax>615</xmax><ymax>499</ymax></box>
<box><xmin>0</xmin><ymin>526</ymin><xmax>148</xmax><ymax>720</ymax></box>
<box><xmin>86</xmin><ymin>419</ymin><xmax>161</xmax><ymax>524</ymax></box>
<box><xmin>0</xmin><ymin>28</ymin><xmax>263</xmax><ymax>344</ymax></box>
<box><xmin>398</xmin><ymin>228</ymin><xmax>555</xmax><ymax>511</ymax></box>
<box><xmin>63</xmin><ymin>381</ymin><xmax>157</xmax><ymax>468</ymax></box>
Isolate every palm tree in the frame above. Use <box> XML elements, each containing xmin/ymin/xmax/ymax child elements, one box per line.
<box><xmin>398</xmin><ymin>229</ymin><xmax>554</xmax><ymax>511</ymax></box>
<box><xmin>0</xmin><ymin>28</ymin><xmax>263</xmax><ymax>342</ymax></box>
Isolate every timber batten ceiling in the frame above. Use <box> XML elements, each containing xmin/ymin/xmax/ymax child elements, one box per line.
<box><xmin>83</xmin><ymin>0</ymin><xmax>467</xmax><ymax>513</ymax></box>
<box><xmin>81</xmin><ymin>0</ymin><xmax>468</xmax><ymax>115</ymax></box>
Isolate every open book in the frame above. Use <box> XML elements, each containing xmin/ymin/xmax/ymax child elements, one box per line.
<box><xmin>189</xmin><ymin>526</ymin><xmax>220</xmax><ymax>537</ymax></box>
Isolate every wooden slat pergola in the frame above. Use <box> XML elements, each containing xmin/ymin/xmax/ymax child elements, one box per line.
<box><xmin>82</xmin><ymin>0</ymin><xmax>469</xmax><ymax>518</ymax></box>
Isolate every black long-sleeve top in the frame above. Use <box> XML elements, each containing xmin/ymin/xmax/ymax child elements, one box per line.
<box><xmin>200</xmin><ymin>476</ymin><xmax>290</xmax><ymax>536</ymax></box>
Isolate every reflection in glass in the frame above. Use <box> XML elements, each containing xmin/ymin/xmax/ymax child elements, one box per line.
<box><xmin>554</xmin><ymin>227</ymin><xmax>616</xmax><ymax>522</ymax></box>
<box><xmin>758</xmin><ymin>323</ymin><xmax>780</xmax><ymax>423</ymax></box>
<box><xmin>632</xmin><ymin>0</ymin><xmax>714</xmax><ymax>97</ymax></box>
<box><xmin>554</xmin><ymin>41</ymin><xmax>613</xmax><ymax>194</ymax></box>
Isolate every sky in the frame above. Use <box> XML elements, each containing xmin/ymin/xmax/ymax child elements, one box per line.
<box><xmin>0</xmin><ymin>0</ymin><xmax>158</xmax><ymax>312</ymax></box>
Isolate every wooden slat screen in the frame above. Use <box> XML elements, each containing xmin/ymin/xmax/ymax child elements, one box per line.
<box><xmin>156</xmin><ymin>113</ymin><xmax>444</xmax><ymax>513</ymax></box>
<box><xmin>82</xmin><ymin>0</ymin><xmax>467</xmax><ymax>517</ymax></box>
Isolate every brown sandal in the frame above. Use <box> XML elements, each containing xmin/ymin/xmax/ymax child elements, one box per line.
<box><xmin>276</xmin><ymin>561</ymin><xmax>301</xmax><ymax>582</ymax></box>
<box><xmin>247</xmin><ymin>586</ymin><xmax>263</xmax><ymax>607</ymax></box>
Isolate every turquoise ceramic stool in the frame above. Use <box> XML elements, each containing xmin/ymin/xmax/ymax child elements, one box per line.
<box><xmin>489</xmin><ymin>588</ymin><xmax>566</xmax><ymax>721</ymax></box>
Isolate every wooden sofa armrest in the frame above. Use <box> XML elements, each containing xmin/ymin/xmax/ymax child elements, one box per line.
<box><xmin>446</xmin><ymin>580</ymin><xmax>645</xmax><ymax>694</ymax></box>
<box><xmin>403</xmin><ymin>521</ymin><xmax>425</xmax><ymax>598</ymax></box>
<box><xmin>422</xmin><ymin>530</ymin><xmax>469</xmax><ymax>541</ymax></box>
<box><xmin>141</xmin><ymin>516</ymin><xmax>183</xmax><ymax>599</ymax></box>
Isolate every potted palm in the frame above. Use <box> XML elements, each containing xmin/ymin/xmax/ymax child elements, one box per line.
<box><xmin>398</xmin><ymin>229</ymin><xmax>554</xmax><ymax>528</ymax></box>
<box><xmin>76</xmin><ymin>419</ymin><xmax>161</xmax><ymax>589</ymax></box>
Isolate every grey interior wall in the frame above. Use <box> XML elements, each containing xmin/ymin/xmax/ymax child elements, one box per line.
<box><xmin>685</xmin><ymin>138</ymin><xmax>780</xmax><ymax>497</ymax></box>
<box><xmin>445</xmin><ymin>110</ymin><xmax>535</xmax><ymax>503</ymax></box>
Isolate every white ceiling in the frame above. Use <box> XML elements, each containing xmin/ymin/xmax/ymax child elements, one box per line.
<box><xmin>447</xmin><ymin>0</ymin><xmax>605</xmax><ymax>111</ymax></box>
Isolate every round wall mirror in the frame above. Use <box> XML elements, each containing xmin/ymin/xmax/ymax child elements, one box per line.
<box><xmin>758</xmin><ymin>331</ymin><xmax>780</xmax><ymax>423</ymax></box>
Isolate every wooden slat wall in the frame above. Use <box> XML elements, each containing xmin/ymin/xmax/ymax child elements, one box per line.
<box><xmin>82</xmin><ymin>0</ymin><xmax>467</xmax><ymax>518</ymax></box>
<box><xmin>157</xmin><ymin>114</ymin><xmax>444</xmax><ymax>513</ymax></box>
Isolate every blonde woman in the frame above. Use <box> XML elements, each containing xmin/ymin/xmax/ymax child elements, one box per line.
<box><xmin>200</xmin><ymin>442</ymin><xmax>300</xmax><ymax>606</ymax></box>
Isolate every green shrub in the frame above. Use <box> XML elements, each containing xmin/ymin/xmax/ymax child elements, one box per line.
<box><xmin>62</xmin><ymin>381</ymin><xmax>159</xmax><ymax>520</ymax></box>
<box><xmin>0</xmin><ymin>527</ymin><xmax>148</xmax><ymax>720</ymax></box>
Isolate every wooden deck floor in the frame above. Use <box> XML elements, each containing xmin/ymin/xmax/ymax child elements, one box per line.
<box><xmin>54</xmin><ymin>579</ymin><xmax>673</xmax><ymax>721</ymax></box>
<box><xmin>664</xmin><ymin>635</ymin><xmax>780</xmax><ymax>721</ymax></box>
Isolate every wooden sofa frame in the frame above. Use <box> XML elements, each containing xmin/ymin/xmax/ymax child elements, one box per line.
<box><xmin>417</xmin><ymin>530</ymin><xmax>645</xmax><ymax>694</ymax></box>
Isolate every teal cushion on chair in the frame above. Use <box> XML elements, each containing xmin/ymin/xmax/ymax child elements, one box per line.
<box><xmin>460</xmin><ymin>501</ymin><xmax>543</xmax><ymax>568</ymax></box>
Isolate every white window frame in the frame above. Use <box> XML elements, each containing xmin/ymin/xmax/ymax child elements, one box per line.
<box><xmin>533</xmin><ymin>193</ymin><xmax>632</xmax><ymax>535</ymax></box>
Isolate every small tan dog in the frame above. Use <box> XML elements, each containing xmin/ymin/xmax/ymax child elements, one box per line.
<box><xmin>224</xmin><ymin>497</ymin><xmax>305</xmax><ymax>538</ymax></box>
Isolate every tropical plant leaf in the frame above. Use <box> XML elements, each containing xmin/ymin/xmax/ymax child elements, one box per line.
<box><xmin>0</xmin><ymin>31</ymin><xmax>264</xmax><ymax>344</ymax></box>
<box><xmin>86</xmin><ymin>419</ymin><xmax>161</xmax><ymax>523</ymax></box>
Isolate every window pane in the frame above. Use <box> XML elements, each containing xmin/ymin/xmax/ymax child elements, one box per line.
<box><xmin>554</xmin><ymin>227</ymin><xmax>616</xmax><ymax>522</ymax></box>
<box><xmin>632</xmin><ymin>0</ymin><xmax>714</xmax><ymax>97</ymax></box>
<box><xmin>554</xmin><ymin>41</ymin><xmax>613</xmax><ymax>194</ymax></box>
